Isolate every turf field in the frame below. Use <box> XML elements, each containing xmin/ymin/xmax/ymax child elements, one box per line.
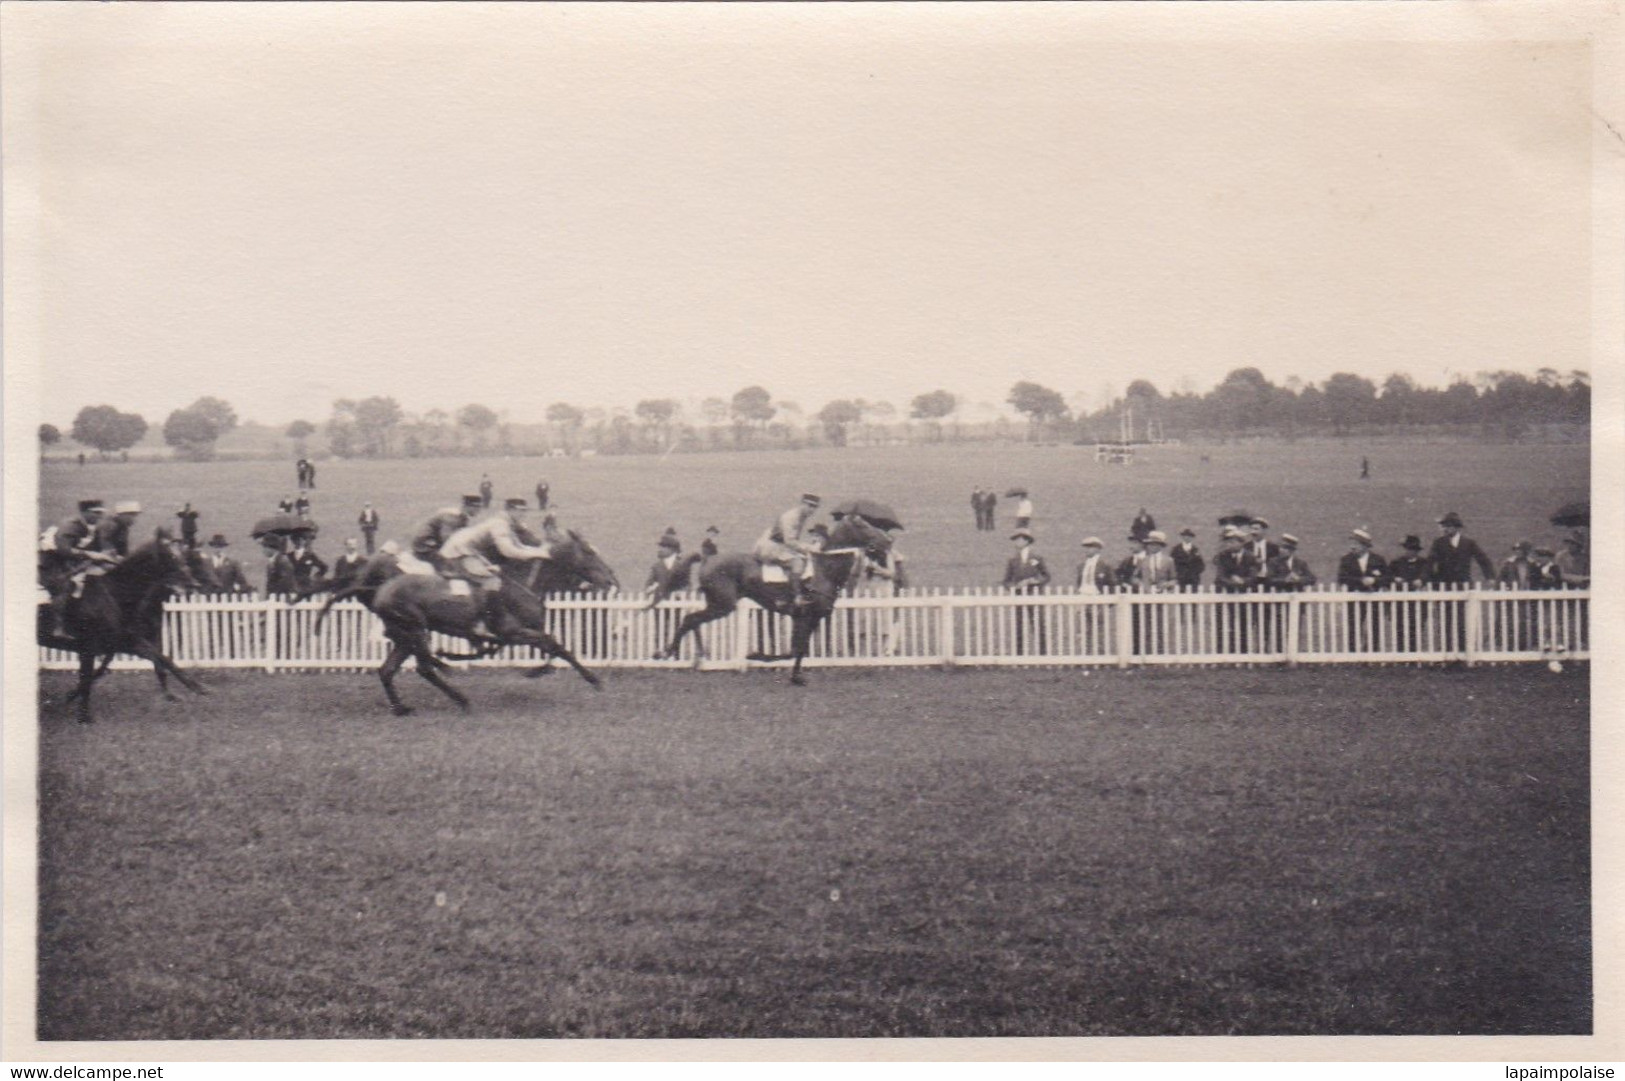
<box><xmin>39</xmin><ymin>440</ymin><xmax>1588</xmax><ymax>589</ymax></box>
<box><xmin>37</xmin><ymin>664</ymin><xmax>1588</xmax><ymax>1038</ymax></box>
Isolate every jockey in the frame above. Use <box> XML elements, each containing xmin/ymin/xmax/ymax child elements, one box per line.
<box><xmin>437</xmin><ymin>496</ymin><xmax>553</xmax><ymax>637</ymax></box>
<box><xmin>39</xmin><ymin>499</ymin><xmax>117</xmax><ymax>638</ymax></box>
<box><xmin>410</xmin><ymin>494</ymin><xmax>485</xmax><ymax>567</ymax></box>
<box><xmin>93</xmin><ymin>500</ymin><xmax>143</xmax><ymax>558</ymax></box>
<box><xmin>753</xmin><ymin>493</ymin><xmax>821</xmax><ymax>606</ymax></box>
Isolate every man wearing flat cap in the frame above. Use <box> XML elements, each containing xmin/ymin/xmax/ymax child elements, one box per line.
<box><xmin>1242</xmin><ymin>517</ymin><xmax>1279</xmax><ymax>591</ymax></box>
<box><xmin>1171</xmin><ymin>528</ymin><xmax>1205</xmax><ymax>591</ymax></box>
<box><xmin>1003</xmin><ymin>528</ymin><xmax>1050</xmax><ymax>655</ymax></box>
<box><xmin>755</xmin><ymin>493</ymin><xmax>822</xmax><ymax>608</ymax></box>
<box><xmin>1497</xmin><ymin>541</ymin><xmax>1535</xmax><ymax>590</ymax></box>
<box><xmin>645</xmin><ymin>532</ymin><xmax>698</xmax><ymax>642</ymax></box>
<box><xmin>1267</xmin><ymin>534</ymin><xmax>1317</xmax><ymax>592</ymax></box>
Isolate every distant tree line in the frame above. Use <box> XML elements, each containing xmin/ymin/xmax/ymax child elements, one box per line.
<box><xmin>43</xmin><ymin>368</ymin><xmax>1590</xmax><ymax>463</ymax></box>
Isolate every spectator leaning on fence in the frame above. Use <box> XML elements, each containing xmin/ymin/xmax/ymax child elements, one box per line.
<box><xmin>1498</xmin><ymin>541</ymin><xmax>1535</xmax><ymax>589</ymax></box>
<box><xmin>1388</xmin><ymin>534</ymin><xmax>1430</xmax><ymax>589</ymax></box>
<box><xmin>1171</xmin><ymin>528</ymin><xmax>1204</xmax><ymax>591</ymax></box>
<box><xmin>1002</xmin><ymin>529</ymin><xmax>1049</xmax><ymax>591</ymax></box>
<box><xmin>1135</xmin><ymin>531</ymin><xmax>1178</xmax><ymax>593</ymax></box>
<box><xmin>200</xmin><ymin>534</ymin><xmax>254</xmax><ymax>595</ymax></box>
<box><xmin>1428</xmin><ymin>512</ymin><xmax>1494</xmax><ymax>585</ymax></box>
<box><xmin>1337</xmin><ymin>528</ymin><xmax>1388</xmax><ymax>592</ymax></box>
<box><xmin>1213</xmin><ymin>527</ymin><xmax>1250</xmax><ymax>592</ymax></box>
<box><xmin>1267</xmin><ymin>534</ymin><xmax>1317</xmax><ymax>591</ymax></box>
<box><xmin>1557</xmin><ymin>533</ymin><xmax>1588</xmax><ymax>588</ymax></box>
<box><xmin>1075</xmin><ymin>536</ymin><xmax>1116</xmax><ymax>594</ymax></box>
<box><xmin>332</xmin><ymin>538</ymin><xmax>367</xmax><ymax>587</ymax></box>
<box><xmin>1532</xmin><ymin>546</ymin><xmax>1564</xmax><ymax>590</ymax></box>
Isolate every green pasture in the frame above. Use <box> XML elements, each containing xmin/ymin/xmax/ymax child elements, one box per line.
<box><xmin>37</xmin><ymin>665</ymin><xmax>1588</xmax><ymax>1038</ymax></box>
<box><xmin>40</xmin><ymin>440</ymin><xmax>1588</xmax><ymax>589</ymax></box>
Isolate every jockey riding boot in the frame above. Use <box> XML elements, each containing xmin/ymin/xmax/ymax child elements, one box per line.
<box><xmin>49</xmin><ymin>592</ymin><xmax>73</xmax><ymax>640</ymax></box>
<box><xmin>473</xmin><ymin>589</ymin><xmax>503</xmax><ymax>640</ymax></box>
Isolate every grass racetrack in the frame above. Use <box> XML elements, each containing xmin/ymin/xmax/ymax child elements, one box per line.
<box><xmin>38</xmin><ymin>663</ymin><xmax>1589</xmax><ymax>1039</ymax></box>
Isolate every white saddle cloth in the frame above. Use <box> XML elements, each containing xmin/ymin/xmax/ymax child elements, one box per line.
<box><xmin>760</xmin><ymin>563</ymin><xmax>815</xmax><ymax>584</ymax></box>
<box><xmin>397</xmin><ymin>553</ymin><xmax>437</xmax><ymax>576</ymax></box>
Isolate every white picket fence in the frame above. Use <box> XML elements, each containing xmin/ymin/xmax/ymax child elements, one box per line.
<box><xmin>37</xmin><ymin>585</ymin><xmax>1589</xmax><ymax>673</ymax></box>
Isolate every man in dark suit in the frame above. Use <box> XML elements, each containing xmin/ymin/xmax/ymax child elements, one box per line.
<box><xmin>644</xmin><ymin>533</ymin><xmax>698</xmax><ymax>646</ymax></box>
<box><xmin>1388</xmin><ymin>534</ymin><xmax>1431</xmax><ymax>654</ymax></box>
<box><xmin>700</xmin><ymin>525</ymin><xmax>720</xmax><ymax>561</ymax></box>
<box><xmin>1428</xmin><ymin>511</ymin><xmax>1494</xmax><ymax>653</ymax></box>
<box><xmin>1002</xmin><ymin>529</ymin><xmax>1050</xmax><ymax>654</ymax></box>
<box><xmin>331</xmin><ymin>537</ymin><xmax>367</xmax><ymax>587</ymax></box>
<box><xmin>286</xmin><ymin>536</ymin><xmax>328</xmax><ymax>592</ymax></box>
<box><xmin>1337</xmin><ymin>528</ymin><xmax>1388</xmax><ymax>652</ymax></box>
<box><xmin>1170</xmin><ymin>528</ymin><xmax>1204</xmax><ymax>591</ymax></box>
<box><xmin>1427</xmin><ymin>512</ymin><xmax>1494</xmax><ymax>585</ymax></box>
<box><xmin>358</xmin><ymin>503</ymin><xmax>381</xmax><ymax>554</ymax></box>
<box><xmin>263</xmin><ymin>539</ymin><xmax>298</xmax><ymax>596</ymax></box>
<box><xmin>1212</xmin><ymin>528</ymin><xmax>1252</xmax><ymax>653</ymax></box>
<box><xmin>199</xmin><ymin>534</ymin><xmax>255</xmax><ymax>595</ymax></box>
<box><xmin>1242</xmin><ymin>517</ymin><xmax>1280</xmax><ymax>591</ymax></box>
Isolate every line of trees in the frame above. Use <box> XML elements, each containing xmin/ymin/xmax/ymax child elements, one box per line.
<box><xmin>41</xmin><ymin>368</ymin><xmax>1591</xmax><ymax>463</ymax></box>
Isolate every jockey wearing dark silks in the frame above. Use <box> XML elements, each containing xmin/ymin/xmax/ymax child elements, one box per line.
<box><xmin>410</xmin><ymin>494</ymin><xmax>485</xmax><ymax>566</ymax></box>
<box><xmin>40</xmin><ymin>499</ymin><xmax>131</xmax><ymax>639</ymax></box>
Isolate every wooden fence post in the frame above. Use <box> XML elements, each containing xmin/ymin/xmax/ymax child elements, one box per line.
<box><xmin>1464</xmin><ymin>588</ymin><xmax>1482</xmax><ymax>668</ymax></box>
<box><xmin>1115</xmin><ymin>591</ymin><xmax>1133</xmax><ymax>669</ymax></box>
<box><xmin>732</xmin><ymin>601</ymin><xmax>753</xmax><ymax>672</ymax></box>
<box><xmin>1285</xmin><ymin>593</ymin><xmax>1301</xmax><ymax>668</ymax></box>
<box><xmin>938</xmin><ymin>592</ymin><xmax>956</xmax><ymax>668</ymax></box>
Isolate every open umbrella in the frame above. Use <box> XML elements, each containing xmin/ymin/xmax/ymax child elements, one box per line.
<box><xmin>1217</xmin><ymin>509</ymin><xmax>1254</xmax><ymax>527</ymax></box>
<box><xmin>250</xmin><ymin>514</ymin><xmax>320</xmax><ymax>541</ymax></box>
<box><xmin>1549</xmin><ymin>501</ymin><xmax>1589</xmax><ymax>528</ymax></box>
<box><xmin>830</xmin><ymin>498</ymin><xmax>904</xmax><ymax>532</ymax></box>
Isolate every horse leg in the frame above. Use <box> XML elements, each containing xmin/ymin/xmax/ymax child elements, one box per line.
<box><xmin>659</xmin><ymin>605</ymin><xmax>726</xmax><ymax>662</ymax></box>
<box><xmin>128</xmin><ymin>640</ymin><xmax>208</xmax><ymax>697</ymax></box>
<box><xmin>504</xmin><ymin>629</ymin><xmax>602</xmax><ymax>690</ymax></box>
<box><xmin>74</xmin><ymin>651</ymin><xmax>96</xmax><ymax>724</ymax></box>
<box><xmin>62</xmin><ymin>652</ymin><xmax>115</xmax><ymax>705</ymax></box>
<box><xmin>413</xmin><ymin>641</ymin><xmax>471</xmax><ymax>712</ymax></box>
<box><xmin>789</xmin><ymin>617</ymin><xmax>815</xmax><ymax>687</ymax></box>
<box><xmin>378</xmin><ymin>639</ymin><xmax>415</xmax><ymax>716</ymax></box>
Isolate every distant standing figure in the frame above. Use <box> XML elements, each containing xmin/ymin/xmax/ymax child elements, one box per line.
<box><xmin>700</xmin><ymin>525</ymin><xmax>720</xmax><ymax>561</ymax></box>
<box><xmin>480</xmin><ymin>474</ymin><xmax>494</xmax><ymax>509</ymax></box>
<box><xmin>358</xmin><ymin>502</ymin><xmax>381</xmax><ymax>554</ymax></box>
<box><xmin>1130</xmin><ymin>508</ymin><xmax>1156</xmax><ymax>542</ymax></box>
<box><xmin>1427</xmin><ymin>512</ymin><xmax>1494</xmax><ymax>585</ymax></box>
<box><xmin>176</xmin><ymin>502</ymin><xmax>201</xmax><ymax>550</ymax></box>
<box><xmin>1014</xmin><ymin>492</ymin><xmax>1034</xmax><ymax>529</ymax></box>
<box><xmin>535</xmin><ymin>480</ymin><xmax>550</xmax><ymax>511</ymax></box>
<box><xmin>306</xmin><ymin>460</ymin><xmax>317</xmax><ymax>489</ymax></box>
<box><xmin>296</xmin><ymin>458</ymin><xmax>311</xmax><ymax>490</ymax></box>
<box><xmin>77</xmin><ymin>452</ymin><xmax>85</xmax><ymax>467</ymax></box>
<box><xmin>294</xmin><ymin>493</ymin><xmax>311</xmax><ymax>518</ymax></box>
<box><xmin>1360</xmin><ymin>456</ymin><xmax>1371</xmax><ymax>481</ymax></box>
<box><xmin>970</xmin><ymin>487</ymin><xmax>985</xmax><ymax>530</ymax></box>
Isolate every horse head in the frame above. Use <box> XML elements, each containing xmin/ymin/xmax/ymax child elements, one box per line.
<box><xmin>122</xmin><ymin>528</ymin><xmax>202</xmax><ymax>598</ymax></box>
<box><xmin>528</xmin><ymin>522</ymin><xmax>620</xmax><ymax>595</ymax></box>
<box><xmin>828</xmin><ymin>514</ymin><xmax>894</xmax><ymax>562</ymax></box>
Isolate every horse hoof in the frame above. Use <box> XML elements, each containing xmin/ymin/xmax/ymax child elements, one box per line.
<box><xmin>392</xmin><ymin>705</ymin><xmax>414</xmax><ymax>717</ymax></box>
<box><xmin>163</xmin><ymin>693</ymin><xmax>181</xmax><ymax>703</ymax></box>
<box><xmin>791</xmin><ymin>676</ymin><xmax>808</xmax><ymax>687</ymax></box>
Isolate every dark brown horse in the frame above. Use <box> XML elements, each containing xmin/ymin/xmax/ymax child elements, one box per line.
<box><xmin>654</xmin><ymin>515</ymin><xmax>892</xmax><ymax>685</ymax></box>
<box><xmin>37</xmin><ymin>530</ymin><xmax>206</xmax><ymax>724</ymax></box>
<box><xmin>299</xmin><ymin>522</ymin><xmax>619</xmax><ymax>715</ymax></box>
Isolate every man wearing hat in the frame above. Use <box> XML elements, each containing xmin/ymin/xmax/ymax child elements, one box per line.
<box><xmin>700</xmin><ymin>525</ymin><xmax>721</xmax><ymax>561</ymax></box>
<box><xmin>1388</xmin><ymin>535</ymin><xmax>1430</xmax><ymax>589</ymax></box>
<box><xmin>645</xmin><ymin>532</ymin><xmax>695</xmax><ymax>599</ymax></box>
<box><xmin>1532</xmin><ymin>546</ymin><xmax>1564</xmax><ymax>591</ymax></box>
<box><xmin>1116</xmin><ymin>534</ymin><xmax>1147</xmax><ymax>587</ymax></box>
<box><xmin>1267</xmin><ymin>534</ymin><xmax>1317</xmax><ymax>592</ymax></box>
<box><xmin>1387</xmin><ymin>534</ymin><xmax>1431</xmax><ymax>653</ymax></box>
<box><xmin>1212</xmin><ymin>527</ymin><xmax>1252</xmax><ymax>653</ymax></box>
<box><xmin>1129</xmin><ymin>508</ymin><xmax>1156</xmax><ymax>544</ymax></box>
<box><xmin>1337</xmin><ymin>529</ymin><xmax>1388</xmax><ymax>592</ymax></box>
<box><xmin>1556</xmin><ymin>533</ymin><xmax>1588</xmax><ymax>589</ymax></box>
<box><xmin>411</xmin><ymin>495</ymin><xmax>485</xmax><ymax>567</ymax></box>
<box><xmin>438</xmin><ymin>497</ymin><xmax>554</xmax><ymax>638</ymax></box>
<box><xmin>1135</xmin><ymin>531</ymin><xmax>1178</xmax><ymax>593</ymax></box>
<box><xmin>358</xmin><ymin>502</ymin><xmax>381</xmax><ymax>555</ymax></box>
<box><xmin>1002</xmin><ymin>528</ymin><xmax>1050</xmax><ymax>654</ymax></box>
<box><xmin>1171</xmin><ymin>528</ymin><xmax>1205</xmax><ymax>591</ymax></box>
<box><xmin>40</xmin><ymin>499</ymin><xmax>112</xmax><ymax>639</ymax></box>
<box><xmin>287</xmin><ymin>532</ymin><xmax>328</xmax><ymax>592</ymax></box>
<box><xmin>198</xmin><ymin>534</ymin><xmax>254</xmax><ymax>594</ymax></box>
<box><xmin>1242</xmin><ymin>517</ymin><xmax>1279</xmax><ymax>590</ymax></box>
<box><xmin>1074</xmin><ymin>537</ymin><xmax>1116</xmax><ymax>595</ymax></box>
<box><xmin>1497</xmin><ymin>541</ymin><xmax>1535</xmax><ymax>590</ymax></box>
<box><xmin>754</xmin><ymin>493</ymin><xmax>823</xmax><ymax>607</ymax></box>
<box><xmin>1427</xmin><ymin>512</ymin><xmax>1494</xmax><ymax>586</ymax></box>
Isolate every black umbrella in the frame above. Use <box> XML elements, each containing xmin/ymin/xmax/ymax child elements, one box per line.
<box><xmin>250</xmin><ymin>514</ymin><xmax>320</xmax><ymax>541</ymax></box>
<box><xmin>831</xmin><ymin>498</ymin><xmax>904</xmax><ymax>532</ymax></box>
<box><xmin>1217</xmin><ymin>509</ymin><xmax>1254</xmax><ymax>527</ymax></box>
<box><xmin>1550</xmin><ymin>501</ymin><xmax>1589</xmax><ymax>528</ymax></box>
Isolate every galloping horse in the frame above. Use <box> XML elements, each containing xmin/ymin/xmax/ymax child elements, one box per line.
<box><xmin>298</xmin><ymin>520</ymin><xmax>619</xmax><ymax>715</ymax></box>
<box><xmin>655</xmin><ymin>514</ymin><xmax>892</xmax><ymax>685</ymax></box>
<box><xmin>37</xmin><ymin>530</ymin><xmax>207</xmax><ymax>724</ymax></box>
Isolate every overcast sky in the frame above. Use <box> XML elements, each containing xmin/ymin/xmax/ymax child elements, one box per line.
<box><xmin>15</xmin><ymin>5</ymin><xmax>1593</xmax><ymax>427</ymax></box>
